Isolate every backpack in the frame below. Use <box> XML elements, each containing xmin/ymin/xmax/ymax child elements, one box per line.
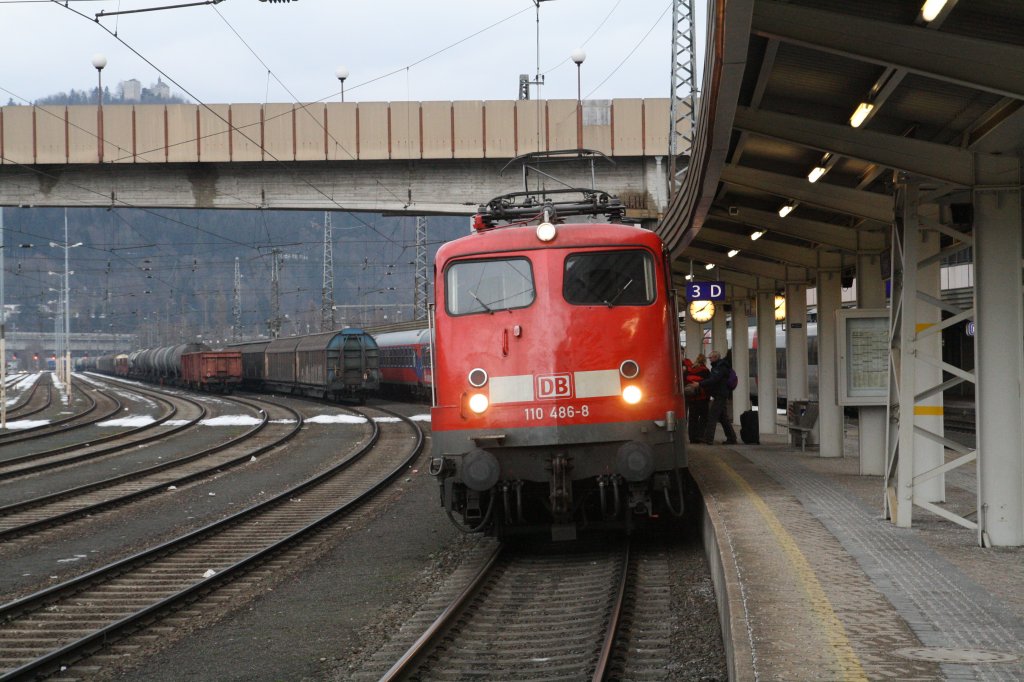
<box><xmin>726</xmin><ymin>368</ymin><xmax>738</xmax><ymax>391</ymax></box>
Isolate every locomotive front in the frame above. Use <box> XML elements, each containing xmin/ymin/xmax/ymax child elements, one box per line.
<box><xmin>430</xmin><ymin>197</ymin><xmax>688</xmax><ymax>540</ymax></box>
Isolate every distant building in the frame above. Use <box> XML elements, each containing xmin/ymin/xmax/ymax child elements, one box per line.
<box><xmin>120</xmin><ymin>79</ymin><xmax>142</xmax><ymax>101</ymax></box>
<box><xmin>151</xmin><ymin>78</ymin><xmax>170</xmax><ymax>100</ymax></box>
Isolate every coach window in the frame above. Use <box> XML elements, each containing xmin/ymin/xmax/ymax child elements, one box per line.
<box><xmin>446</xmin><ymin>258</ymin><xmax>535</xmax><ymax>316</ymax></box>
<box><xmin>564</xmin><ymin>250</ymin><xmax>655</xmax><ymax>306</ymax></box>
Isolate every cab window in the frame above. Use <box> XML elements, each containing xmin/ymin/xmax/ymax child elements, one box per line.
<box><xmin>446</xmin><ymin>257</ymin><xmax>535</xmax><ymax>315</ymax></box>
<box><xmin>563</xmin><ymin>250</ymin><xmax>655</xmax><ymax>306</ymax></box>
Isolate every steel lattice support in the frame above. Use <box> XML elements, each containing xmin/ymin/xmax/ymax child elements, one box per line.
<box><xmin>414</xmin><ymin>216</ymin><xmax>429</xmax><ymax>320</ymax></box>
<box><xmin>321</xmin><ymin>212</ymin><xmax>335</xmax><ymax>332</ymax></box>
<box><xmin>885</xmin><ymin>180</ymin><xmax>976</xmax><ymax>533</ymax></box>
<box><xmin>668</xmin><ymin>0</ymin><xmax>698</xmax><ymax>192</ymax></box>
<box><xmin>232</xmin><ymin>257</ymin><xmax>241</xmax><ymax>342</ymax></box>
<box><xmin>269</xmin><ymin>249</ymin><xmax>282</xmax><ymax>339</ymax></box>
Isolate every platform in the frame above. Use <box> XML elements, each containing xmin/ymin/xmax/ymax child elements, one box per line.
<box><xmin>691</xmin><ymin>430</ymin><xmax>1024</xmax><ymax>681</ymax></box>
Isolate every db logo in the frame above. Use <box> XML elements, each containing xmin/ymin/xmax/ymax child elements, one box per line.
<box><xmin>537</xmin><ymin>373</ymin><xmax>573</xmax><ymax>399</ymax></box>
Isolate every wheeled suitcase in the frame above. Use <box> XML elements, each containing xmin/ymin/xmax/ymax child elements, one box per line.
<box><xmin>740</xmin><ymin>410</ymin><xmax>759</xmax><ymax>444</ymax></box>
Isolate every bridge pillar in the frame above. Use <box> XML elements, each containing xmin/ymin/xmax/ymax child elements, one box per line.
<box><xmin>817</xmin><ymin>270</ymin><xmax>844</xmax><ymax>458</ymax></box>
<box><xmin>756</xmin><ymin>291</ymin><xmax>778</xmax><ymax>434</ymax></box>
<box><xmin>974</xmin><ymin>159</ymin><xmax>1024</xmax><ymax>547</ymax></box>
<box><xmin>857</xmin><ymin>252</ymin><xmax>887</xmax><ymax>476</ymax></box>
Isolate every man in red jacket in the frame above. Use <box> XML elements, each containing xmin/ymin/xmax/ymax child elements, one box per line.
<box><xmin>683</xmin><ymin>354</ymin><xmax>710</xmax><ymax>444</ymax></box>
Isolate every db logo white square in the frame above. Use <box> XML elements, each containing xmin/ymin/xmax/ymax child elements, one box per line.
<box><xmin>537</xmin><ymin>374</ymin><xmax>573</xmax><ymax>399</ymax></box>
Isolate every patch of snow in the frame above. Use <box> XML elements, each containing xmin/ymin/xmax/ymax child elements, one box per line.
<box><xmin>199</xmin><ymin>415</ymin><xmax>263</xmax><ymax>426</ymax></box>
<box><xmin>410</xmin><ymin>414</ymin><xmax>432</xmax><ymax>422</ymax></box>
<box><xmin>96</xmin><ymin>416</ymin><xmax>157</xmax><ymax>427</ymax></box>
<box><xmin>1</xmin><ymin>419</ymin><xmax>51</xmax><ymax>430</ymax></box>
<box><xmin>304</xmin><ymin>414</ymin><xmax>368</xmax><ymax>424</ymax></box>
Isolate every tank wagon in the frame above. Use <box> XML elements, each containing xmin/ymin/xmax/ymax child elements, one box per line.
<box><xmin>429</xmin><ymin>190</ymin><xmax>691</xmax><ymax>540</ymax></box>
<box><xmin>130</xmin><ymin>343</ymin><xmax>210</xmax><ymax>383</ymax></box>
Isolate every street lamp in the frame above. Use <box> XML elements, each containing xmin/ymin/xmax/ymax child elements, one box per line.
<box><xmin>92</xmin><ymin>53</ymin><xmax>107</xmax><ymax>162</ymax></box>
<box><xmin>335</xmin><ymin>66</ymin><xmax>349</xmax><ymax>102</ymax></box>
<box><xmin>50</xmin><ymin>209</ymin><xmax>82</xmax><ymax>393</ymax></box>
<box><xmin>571</xmin><ymin>48</ymin><xmax>586</xmax><ymax>150</ymax></box>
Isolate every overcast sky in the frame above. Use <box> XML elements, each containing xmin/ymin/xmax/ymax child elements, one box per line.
<box><xmin>2</xmin><ymin>0</ymin><xmax>705</xmax><ymax>106</ymax></box>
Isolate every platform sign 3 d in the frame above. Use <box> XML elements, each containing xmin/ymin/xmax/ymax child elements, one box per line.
<box><xmin>685</xmin><ymin>281</ymin><xmax>725</xmax><ymax>301</ymax></box>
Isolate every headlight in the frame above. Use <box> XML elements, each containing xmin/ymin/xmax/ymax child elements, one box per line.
<box><xmin>468</xmin><ymin>367</ymin><xmax>488</xmax><ymax>388</ymax></box>
<box><xmin>622</xmin><ymin>385</ymin><xmax>642</xmax><ymax>404</ymax></box>
<box><xmin>468</xmin><ymin>393</ymin><xmax>489</xmax><ymax>413</ymax></box>
<box><xmin>536</xmin><ymin>222</ymin><xmax>557</xmax><ymax>242</ymax></box>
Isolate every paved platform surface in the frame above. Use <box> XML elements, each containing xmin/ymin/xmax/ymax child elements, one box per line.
<box><xmin>690</xmin><ymin>429</ymin><xmax>1024</xmax><ymax>681</ymax></box>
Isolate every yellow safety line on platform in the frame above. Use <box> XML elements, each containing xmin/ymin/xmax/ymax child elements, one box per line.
<box><xmin>913</xmin><ymin>405</ymin><xmax>945</xmax><ymax>416</ymax></box>
<box><xmin>712</xmin><ymin>457</ymin><xmax>868</xmax><ymax>681</ymax></box>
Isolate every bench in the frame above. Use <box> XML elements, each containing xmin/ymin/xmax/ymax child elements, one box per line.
<box><xmin>787</xmin><ymin>400</ymin><xmax>819</xmax><ymax>451</ymax></box>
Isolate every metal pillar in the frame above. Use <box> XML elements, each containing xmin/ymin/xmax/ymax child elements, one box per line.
<box><xmin>756</xmin><ymin>291</ymin><xmax>778</xmax><ymax>434</ymax></box>
<box><xmin>817</xmin><ymin>270</ymin><xmax>843</xmax><ymax>458</ymax></box>
<box><xmin>974</xmin><ymin>163</ymin><xmax>1023</xmax><ymax>547</ymax></box>
<box><xmin>857</xmin><ymin>252</ymin><xmax>887</xmax><ymax>475</ymax></box>
<box><xmin>414</xmin><ymin>216</ymin><xmax>429</xmax><ymax>321</ymax></box>
<box><xmin>232</xmin><ymin>258</ymin><xmax>242</xmax><ymax>342</ymax></box>
<box><xmin>785</xmin><ymin>283</ymin><xmax>810</xmax><ymax>445</ymax></box>
<box><xmin>321</xmin><ymin>212</ymin><xmax>335</xmax><ymax>332</ymax></box>
<box><xmin>668</xmin><ymin>0</ymin><xmax>698</xmax><ymax>192</ymax></box>
<box><xmin>731</xmin><ymin>299</ymin><xmax>751</xmax><ymax>422</ymax></box>
<box><xmin>269</xmin><ymin>249</ymin><xmax>282</xmax><ymax>339</ymax></box>
<box><xmin>886</xmin><ymin>181</ymin><xmax>977</xmax><ymax>534</ymax></box>
<box><xmin>63</xmin><ymin>212</ymin><xmax>72</xmax><ymax>395</ymax></box>
<box><xmin>914</xmin><ymin>225</ymin><xmax>945</xmax><ymax>503</ymax></box>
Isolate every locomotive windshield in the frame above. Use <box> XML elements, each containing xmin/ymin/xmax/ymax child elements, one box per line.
<box><xmin>446</xmin><ymin>257</ymin><xmax>535</xmax><ymax>315</ymax></box>
<box><xmin>563</xmin><ymin>250</ymin><xmax>655</xmax><ymax>306</ymax></box>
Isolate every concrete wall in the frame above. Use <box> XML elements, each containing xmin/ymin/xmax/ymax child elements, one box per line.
<box><xmin>0</xmin><ymin>99</ymin><xmax>671</xmax><ymax>165</ymax></box>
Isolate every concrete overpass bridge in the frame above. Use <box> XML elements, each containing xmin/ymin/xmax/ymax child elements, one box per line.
<box><xmin>0</xmin><ymin>98</ymin><xmax>675</xmax><ymax>218</ymax></box>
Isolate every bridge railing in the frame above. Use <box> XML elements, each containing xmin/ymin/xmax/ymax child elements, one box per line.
<box><xmin>0</xmin><ymin>99</ymin><xmax>677</xmax><ymax>165</ymax></box>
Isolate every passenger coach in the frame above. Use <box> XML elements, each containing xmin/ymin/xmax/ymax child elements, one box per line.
<box><xmin>430</xmin><ymin>191</ymin><xmax>690</xmax><ymax>539</ymax></box>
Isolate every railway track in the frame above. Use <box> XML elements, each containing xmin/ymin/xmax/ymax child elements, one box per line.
<box><xmin>4</xmin><ymin>376</ymin><xmax>51</xmax><ymax>420</ymax></box>
<box><xmin>0</xmin><ymin>382</ymin><xmax>190</xmax><ymax>481</ymax></box>
<box><xmin>0</xmin><ymin>394</ymin><xmax>300</xmax><ymax>542</ymax></box>
<box><xmin>0</xmin><ymin>404</ymin><xmax>423</xmax><ymax>680</ymax></box>
<box><xmin>0</xmin><ymin>380</ymin><xmax>110</xmax><ymax>444</ymax></box>
<box><xmin>380</xmin><ymin>540</ymin><xmax>632</xmax><ymax>681</ymax></box>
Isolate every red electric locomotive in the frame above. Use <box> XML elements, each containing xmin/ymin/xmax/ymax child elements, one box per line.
<box><xmin>430</xmin><ymin>191</ymin><xmax>691</xmax><ymax>539</ymax></box>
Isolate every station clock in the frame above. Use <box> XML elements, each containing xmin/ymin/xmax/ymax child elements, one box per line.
<box><xmin>688</xmin><ymin>300</ymin><xmax>715</xmax><ymax>323</ymax></box>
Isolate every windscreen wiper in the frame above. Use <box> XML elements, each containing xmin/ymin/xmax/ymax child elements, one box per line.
<box><xmin>603</xmin><ymin>279</ymin><xmax>633</xmax><ymax>307</ymax></box>
<box><xmin>469</xmin><ymin>290</ymin><xmax>494</xmax><ymax>314</ymax></box>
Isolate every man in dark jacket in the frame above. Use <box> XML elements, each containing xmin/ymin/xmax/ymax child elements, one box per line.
<box><xmin>693</xmin><ymin>350</ymin><xmax>737</xmax><ymax>445</ymax></box>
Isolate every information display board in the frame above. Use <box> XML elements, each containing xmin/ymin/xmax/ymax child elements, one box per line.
<box><xmin>836</xmin><ymin>309</ymin><xmax>890</xmax><ymax>406</ymax></box>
